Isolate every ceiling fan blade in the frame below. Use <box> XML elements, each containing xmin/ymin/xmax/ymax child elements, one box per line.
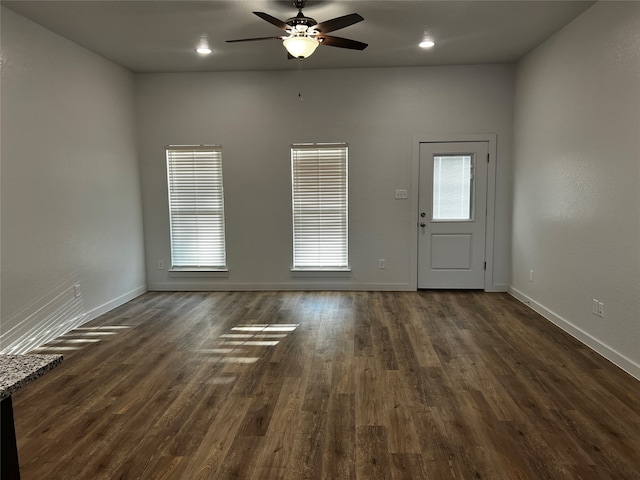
<box><xmin>253</xmin><ymin>11</ymin><xmax>289</xmax><ymax>30</ymax></box>
<box><xmin>226</xmin><ymin>36</ymin><xmax>284</xmax><ymax>43</ymax></box>
<box><xmin>318</xmin><ymin>35</ymin><xmax>368</xmax><ymax>51</ymax></box>
<box><xmin>314</xmin><ymin>13</ymin><xmax>364</xmax><ymax>34</ymax></box>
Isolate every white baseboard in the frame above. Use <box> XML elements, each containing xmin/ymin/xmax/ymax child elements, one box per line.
<box><xmin>147</xmin><ymin>282</ymin><xmax>414</xmax><ymax>292</ymax></box>
<box><xmin>509</xmin><ymin>287</ymin><xmax>639</xmax><ymax>381</ymax></box>
<box><xmin>84</xmin><ymin>285</ymin><xmax>147</xmax><ymax>322</ymax></box>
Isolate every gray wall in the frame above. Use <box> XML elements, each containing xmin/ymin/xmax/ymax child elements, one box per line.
<box><xmin>0</xmin><ymin>8</ymin><xmax>146</xmax><ymax>353</ymax></box>
<box><xmin>511</xmin><ymin>2</ymin><xmax>640</xmax><ymax>377</ymax></box>
<box><xmin>135</xmin><ymin>65</ymin><xmax>514</xmax><ymax>291</ymax></box>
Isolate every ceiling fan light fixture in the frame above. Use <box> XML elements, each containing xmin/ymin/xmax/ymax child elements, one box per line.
<box><xmin>283</xmin><ymin>35</ymin><xmax>319</xmax><ymax>58</ymax></box>
<box><xmin>419</xmin><ymin>39</ymin><xmax>435</xmax><ymax>49</ymax></box>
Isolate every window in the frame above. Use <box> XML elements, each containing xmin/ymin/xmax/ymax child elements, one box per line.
<box><xmin>166</xmin><ymin>146</ymin><xmax>227</xmax><ymax>270</ymax></box>
<box><xmin>432</xmin><ymin>155</ymin><xmax>473</xmax><ymax>220</ymax></box>
<box><xmin>291</xmin><ymin>143</ymin><xmax>349</xmax><ymax>269</ymax></box>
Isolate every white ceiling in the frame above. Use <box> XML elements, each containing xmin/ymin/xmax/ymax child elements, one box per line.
<box><xmin>2</xmin><ymin>0</ymin><xmax>595</xmax><ymax>73</ymax></box>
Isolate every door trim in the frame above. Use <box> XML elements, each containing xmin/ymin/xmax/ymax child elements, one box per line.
<box><xmin>410</xmin><ymin>134</ymin><xmax>497</xmax><ymax>291</ymax></box>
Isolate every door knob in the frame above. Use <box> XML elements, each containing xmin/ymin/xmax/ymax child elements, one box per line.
<box><xmin>420</xmin><ymin>222</ymin><xmax>426</xmax><ymax>227</ymax></box>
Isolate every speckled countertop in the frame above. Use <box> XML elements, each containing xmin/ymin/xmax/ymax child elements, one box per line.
<box><xmin>0</xmin><ymin>354</ymin><xmax>63</xmax><ymax>400</ymax></box>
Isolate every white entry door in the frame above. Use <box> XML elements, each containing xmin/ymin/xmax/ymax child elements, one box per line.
<box><xmin>418</xmin><ymin>142</ymin><xmax>488</xmax><ymax>289</ymax></box>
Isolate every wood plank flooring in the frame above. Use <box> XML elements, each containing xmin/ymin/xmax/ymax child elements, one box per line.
<box><xmin>12</xmin><ymin>291</ymin><xmax>640</xmax><ymax>479</ymax></box>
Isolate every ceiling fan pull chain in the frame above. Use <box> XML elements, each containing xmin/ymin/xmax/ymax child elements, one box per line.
<box><xmin>298</xmin><ymin>58</ymin><xmax>304</xmax><ymax>102</ymax></box>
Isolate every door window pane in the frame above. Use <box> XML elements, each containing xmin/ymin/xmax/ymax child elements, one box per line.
<box><xmin>433</xmin><ymin>155</ymin><xmax>472</xmax><ymax>220</ymax></box>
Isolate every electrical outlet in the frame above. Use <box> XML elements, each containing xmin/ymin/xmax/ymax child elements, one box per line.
<box><xmin>158</xmin><ymin>260</ymin><xmax>165</xmax><ymax>270</ymax></box>
<box><xmin>592</xmin><ymin>299</ymin><xmax>605</xmax><ymax>318</ymax></box>
<box><xmin>379</xmin><ymin>259</ymin><xmax>386</xmax><ymax>269</ymax></box>
<box><xmin>74</xmin><ymin>284</ymin><xmax>81</xmax><ymax>298</ymax></box>
<box><xmin>529</xmin><ymin>270</ymin><xmax>534</xmax><ymax>282</ymax></box>
<box><xmin>395</xmin><ymin>189</ymin><xmax>408</xmax><ymax>199</ymax></box>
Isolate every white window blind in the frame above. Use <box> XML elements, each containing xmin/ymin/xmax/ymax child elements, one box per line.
<box><xmin>291</xmin><ymin>143</ymin><xmax>348</xmax><ymax>269</ymax></box>
<box><xmin>433</xmin><ymin>155</ymin><xmax>472</xmax><ymax>220</ymax></box>
<box><xmin>166</xmin><ymin>146</ymin><xmax>227</xmax><ymax>269</ymax></box>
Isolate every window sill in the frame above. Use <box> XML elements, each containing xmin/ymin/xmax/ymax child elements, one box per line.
<box><xmin>168</xmin><ymin>268</ymin><xmax>229</xmax><ymax>278</ymax></box>
<box><xmin>291</xmin><ymin>268</ymin><xmax>351</xmax><ymax>278</ymax></box>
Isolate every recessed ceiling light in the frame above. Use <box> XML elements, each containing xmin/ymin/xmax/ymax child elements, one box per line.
<box><xmin>196</xmin><ymin>46</ymin><xmax>212</xmax><ymax>55</ymax></box>
<box><xmin>419</xmin><ymin>39</ymin><xmax>435</xmax><ymax>49</ymax></box>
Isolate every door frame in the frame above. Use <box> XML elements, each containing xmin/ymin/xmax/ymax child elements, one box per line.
<box><xmin>410</xmin><ymin>133</ymin><xmax>497</xmax><ymax>291</ymax></box>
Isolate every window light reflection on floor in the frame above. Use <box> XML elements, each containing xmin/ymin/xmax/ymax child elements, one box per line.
<box><xmin>221</xmin><ymin>340</ymin><xmax>281</xmax><ymax>347</ymax></box>
<box><xmin>32</xmin><ymin>322</ymin><xmax>299</xmax><ymax>376</ymax></box>
<box><xmin>220</xmin><ymin>332</ymin><xmax>289</xmax><ymax>339</ymax></box>
<box><xmin>231</xmin><ymin>324</ymin><xmax>299</xmax><ymax>332</ymax></box>
<box><xmin>32</xmin><ymin>346</ymin><xmax>82</xmax><ymax>351</ymax></box>
<box><xmin>64</xmin><ymin>331</ymin><xmax>119</xmax><ymax>336</ymax></box>
<box><xmin>74</xmin><ymin>326</ymin><xmax>131</xmax><ymax>330</ymax></box>
<box><xmin>230</xmin><ymin>326</ymin><xmax>267</xmax><ymax>332</ymax></box>
<box><xmin>209</xmin><ymin>324</ymin><xmax>300</xmax><ymax>368</ymax></box>
<box><xmin>31</xmin><ymin>325</ymin><xmax>131</xmax><ymax>354</ymax></box>
<box><xmin>263</xmin><ymin>325</ymin><xmax>298</xmax><ymax>332</ymax></box>
<box><xmin>49</xmin><ymin>338</ymin><xmax>102</xmax><ymax>344</ymax></box>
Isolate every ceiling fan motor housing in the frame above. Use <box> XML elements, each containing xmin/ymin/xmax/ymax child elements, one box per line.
<box><xmin>287</xmin><ymin>12</ymin><xmax>317</xmax><ymax>32</ymax></box>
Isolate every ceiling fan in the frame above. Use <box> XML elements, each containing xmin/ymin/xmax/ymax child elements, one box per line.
<box><xmin>226</xmin><ymin>0</ymin><xmax>368</xmax><ymax>59</ymax></box>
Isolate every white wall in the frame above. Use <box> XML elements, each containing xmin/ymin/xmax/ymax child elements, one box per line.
<box><xmin>135</xmin><ymin>64</ymin><xmax>514</xmax><ymax>291</ymax></box>
<box><xmin>0</xmin><ymin>8</ymin><xmax>146</xmax><ymax>353</ymax></box>
<box><xmin>511</xmin><ymin>2</ymin><xmax>640</xmax><ymax>377</ymax></box>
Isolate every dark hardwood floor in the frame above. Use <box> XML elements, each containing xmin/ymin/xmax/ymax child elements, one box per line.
<box><xmin>12</xmin><ymin>291</ymin><xmax>640</xmax><ymax>479</ymax></box>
